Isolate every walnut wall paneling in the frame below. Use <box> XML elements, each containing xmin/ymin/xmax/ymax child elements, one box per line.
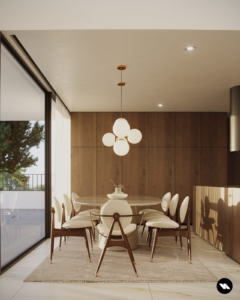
<box><xmin>71</xmin><ymin>112</ymin><xmax>228</xmax><ymax>225</ymax></box>
<box><xmin>175</xmin><ymin>148</ymin><xmax>202</xmax><ymax>221</ymax></box>
<box><xmin>149</xmin><ymin>148</ymin><xmax>174</xmax><ymax>211</ymax></box>
<box><xmin>149</xmin><ymin>113</ymin><xmax>175</xmax><ymax>147</ymax></box>
<box><xmin>122</xmin><ymin>112</ymin><xmax>149</xmax><ymax>147</ymax></box>
<box><xmin>175</xmin><ymin>113</ymin><xmax>201</xmax><ymax>147</ymax></box>
<box><xmin>71</xmin><ymin>112</ymin><xmax>97</xmax><ymax>147</ymax></box>
<box><xmin>201</xmin><ymin>113</ymin><xmax>227</xmax><ymax>147</ymax></box>
<box><xmin>202</xmin><ymin>148</ymin><xmax>227</xmax><ymax>186</ymax></box>
<box><xmin>123</xmin><ymin>148</ymin><xmax>148</xmax><ymax>196</ymax></box>
<box><xmin>228</xmin><ymin>152</ymin><xmax>240</xmax><ymax>185</ymax></box>
<box><xmin>97</xmin><ymin>147</ymin><xmax>123</xmax><ymax>195</ymax></box>
<box><xmin>97</xmin><ymin>112</ymin><xmax>120</xmax><ymax>147</ymax></box>
<box><xmin>71</xmin><ymin>147</ymin><xmax>97</xmax><ymax>210</ymax></box>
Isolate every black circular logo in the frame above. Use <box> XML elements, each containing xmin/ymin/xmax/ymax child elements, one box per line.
<box><xmin>217</xmin><ymin>278</ymin><xmax>233</xmax><ymax>294</ymax></box>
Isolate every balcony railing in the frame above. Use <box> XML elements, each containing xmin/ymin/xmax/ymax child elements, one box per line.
<box><xmin>0</xmin><ymin>173</ymin><xmax>45</xmax><ymax>191</ymax></box>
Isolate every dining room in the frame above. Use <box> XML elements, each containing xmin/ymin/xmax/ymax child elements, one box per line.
<box><xmin>1</xmin><ymin>3</ymin><xmax>240</xmax><ymax>298</ymax></box>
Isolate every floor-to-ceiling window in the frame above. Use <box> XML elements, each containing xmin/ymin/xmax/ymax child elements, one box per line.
<box><xmin>0</xmin><ymin>42</ymin><xmax>46</xmax><ymax>269</ymax></box>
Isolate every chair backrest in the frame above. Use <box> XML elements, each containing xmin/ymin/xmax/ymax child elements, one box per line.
<box><xmin>169</xmin><ymin>194</ymin><xmax>179</xmax><ymax>217</ymax></box>
<box><xmin>180</xmin><ymin>196</ymin><xmax>189</xmax><ymax>223</ymax></box>
<box><xmin>161</xmin><ymin>192</ymin><xmax>171</xmax><ymax>212</ymax></box>
<box><xmin>101</xmin><ymin>200</ymin><xmax>133</xmax><ymax>230</ymax></box>
<box><xmin>63</xmin><ymin>194</ymin><xmax>72</xmax><ymax>219</ymax></box>
<box><xmin>72</xmin><ymin>192</ymin><xmax>81</xmax><ymax>212</ymax></box>
<box><xmin>53</xmin><ymin>196</ymin><xmax>62</xmax><ymax>223</ymax></box>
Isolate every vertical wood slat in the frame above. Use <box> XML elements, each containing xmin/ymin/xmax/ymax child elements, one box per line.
<box><xmin>149</xmin><ymin>148</ymin><xmax>174</xmax><ymax>212</ymax></box>
<box><xmin>175</xmin><ymin>148</ymin><xmax>202</xmax><ymax>222</ymax></box>
<box><xmin>201</xmin><ymin>112</ymin><xmax>228</xmax><ymax>147</ymax></box>
<box><xmin>71</xmin><ymin>112</ymin><xmax>97</xmax><ymax>147</ymax></box>
<box><xmin>97</xmin><ymin>147</ymin><xmax>122</xmax><ymax>195</ymax></box>
<box><xmin>149</xmin><ymin>112</ymin><xmax>175</xmax><ymax>147</ymax></box>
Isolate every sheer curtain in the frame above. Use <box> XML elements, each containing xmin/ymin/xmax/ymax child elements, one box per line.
<box><xmin>52</xmin><ymin>97</ymin><xmax>71</xmax><ymax>226</ymax></box>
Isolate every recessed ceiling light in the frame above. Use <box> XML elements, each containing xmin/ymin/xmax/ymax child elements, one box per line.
<box><xmin>185</xmin><ymin>46</ymin><xmax>195</xmax><ymax>51</ymax></box>
<box><xmin>158</xmin><ymin>104</ymin><xmax>163</xmax><ymax>107</ymax></box>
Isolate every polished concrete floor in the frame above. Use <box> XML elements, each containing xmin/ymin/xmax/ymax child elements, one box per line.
<box><xmin>0</xmin><ymin>228</ymin><xmax>240</xmax><ymax>300</ymax></box>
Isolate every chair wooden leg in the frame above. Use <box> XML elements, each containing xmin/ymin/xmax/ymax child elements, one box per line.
<box><xmin>188</xmin><ymin>234</ymin><xmax>192</xmax><ymax>264</ymax></box>
<box><xmin>150</xmin><ymin>228</ymin><xmax>158</xmax><ymax>262</ymax></box>
<box><xmin>148</xmin><ymin>227</ymin><xmax>153</xmax><ymax>250</ymax></box>
<box><xmin>125</xmin><ymin>234</ymin><xmax>136</xmax><ymax>265</ymax></box>
<box><xmin>122</xmin><ymin>233</ymin><xmax>138</xmax><ymax>276</ymax></box>
<box><xmin>50</xmin><ymin>235</ymin><xmax>54</xmax><ymax>264</ymax></box>
<box><xmin>59</xmin><ymin>236</ymin><xmax>62</xmax><ymax>250</ymax></box>
<box><xmin>141</xmin><ymin>222</ymin><xmax>146</xmax><ymax>237</ymax></box>
<box><xmin>88</xmin><ymin>228</ymin><xmax>93</xmax><ymax>250</ymax></box>
<box><xmin>92</xmin><ymin>226</ymin><xmax>96</xmax><ymax>244</ymax></box>
<box><xmin>95</xmin><ymin>237</ymin><xmax>108</xmax><ymax>277</ymax></box>
<box><xmin>146</xmin><ymin>227</ymin><xmax>150</xmax><ymax>244</ymax></box>
<box><xmin>180</xmin><ymin>236</ymin><xmax>183</xmax><ymax>250</ymax></box>
<box><xmin>84</xmin><ymin>229</ymin><xmax>91</xmax><ymax>262</ymax></box>
<box><xmin>64</xmin><ymin>236</ymin><xmax>66</xmax><ymax>244</ymax></box>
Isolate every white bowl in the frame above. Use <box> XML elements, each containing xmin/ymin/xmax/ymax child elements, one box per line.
<box><xmin>107</xmin><ymin>193</ymin><xmax>128</xmax><ymax>200</ymax></box>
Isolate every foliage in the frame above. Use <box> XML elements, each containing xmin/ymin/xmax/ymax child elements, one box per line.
<box><xmin>0</xmin><ymin>121</ymin><xmax>44</xmax><ymax>174</ymax></box>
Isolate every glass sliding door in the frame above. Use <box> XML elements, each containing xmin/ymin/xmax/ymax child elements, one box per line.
<box><xmin>0</xmin><ymin>43</ymin><xmax>46</xmax><ymax>269</ymax></box>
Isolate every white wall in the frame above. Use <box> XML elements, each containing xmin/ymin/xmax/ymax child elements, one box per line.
<box><xmin>0</xmin><ymin>191</ymin><xmax>45</xmax><ymax>209</ymax></box>
<box><xmin>1</xmin><ymin>0</ymin><xmax>240</xmax><ymax>30</ymax></box>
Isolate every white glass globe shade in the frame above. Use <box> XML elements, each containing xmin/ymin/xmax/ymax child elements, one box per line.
<box><xmin>113</xmin><ymin>118</ymin><xmax>130</xmax><ymax>138</ymax></box>
<box><xmin>102</xmin><ymin>133</ymin><xmax>115</xmax><ymax>147</ymax></box>
<box><xmin>113</xmin><ymin>139</ymin><xmax>130</xmax><ymax>156</ymax></box>
<box><xmin>128</xmin><ymin>129</ymin><xmax>142</xmax><ymax>144</ymax></box>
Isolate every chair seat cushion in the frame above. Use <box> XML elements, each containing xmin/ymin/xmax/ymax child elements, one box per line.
<box><xmin>71</xmin><ymin>209</ymin><xmax>100</xmax><ymax>221</ymax></box>
<box><xmin>146</xmin><ymin>218</ymin><xmax>179</xmax><ymax>229</ymax></box>
<box><xmin>62</xmin><ymin>218</ymin><xmax>92</xmax><ymax>229</ymax></box>
<box><xmin>143</xmin><ymin>212</ymin><xmax>169</xmax><ymax>222</ymax></box>
<box><xmin>139</xmin><ymin>208</ymin><xmax>164</xmax><ymax>215</ymax></box>
<box><xmin>98</xmin><ymin>223</ymin><xmax>136</xmax><ymax>236</ymax></box>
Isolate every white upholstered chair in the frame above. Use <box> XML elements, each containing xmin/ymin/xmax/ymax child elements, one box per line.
<box><xmin>63</xmin><ymin>194</ymin><xmax>96</xmax><ymax>249</ymax></box>
<box><xmin>91</xmin><ymin>200</ymin><xmax>143</xmax><ymax>277</ymax></box>
<box><xmin>71</xmin><ymin>193</ymin><xmax>100</xmax><ymax>243</ymax></box>
<box><xmin>140</xmin><ymin>192</ymin><xmax>171</xmax><ymax>236</ymax></box>
<box><xmin>50</xmin><ymin>196</ymin><xmax>92</xmax><ymax>264</ymax></box>
<box><xmin>72</xmin><ymin>192</ymin><xmax>100</xmax><ymax>218</ymax></box>
<box><xmin>145</xmin><ymin>194</ymin><xmax>179</xmax><ymax>246</ymax></box>
<box><xmin>146</xmin><ymin>196</ymin><xmax>192</xmax><ymax>263</ymax></box>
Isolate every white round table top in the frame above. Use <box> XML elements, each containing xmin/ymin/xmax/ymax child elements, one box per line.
<box><xmin>75</xmin><ymin>195</ymin><xmax>161</xmax><ymax>207</ymax></box>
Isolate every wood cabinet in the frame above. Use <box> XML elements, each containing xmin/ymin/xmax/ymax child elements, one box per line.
<box><xmin>193</xmin><ymin>185</ymin><xmax>240</xmax><ymax>263</ymax></box>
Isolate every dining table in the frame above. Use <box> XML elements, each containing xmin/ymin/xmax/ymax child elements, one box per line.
<box><xmin>75</xmin><ymin>195</ymin><xmax>162</xmax><ymax>251</ymax></box>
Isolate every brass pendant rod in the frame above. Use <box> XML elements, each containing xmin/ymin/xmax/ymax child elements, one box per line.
<box><xmin>121</xmin><ymin>70</ymin><xmax>122</xmax><ymax>119</ymax></box>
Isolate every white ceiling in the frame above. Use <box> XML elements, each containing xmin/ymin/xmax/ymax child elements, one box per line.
<box><xmin>4</xmin><ymin>30</ymin><xmax>240</xmax><ymax>112</ymax></box>
<box><xmin>1</xmin><ymin>0</ymin><xmax>240</xmax><ymax>30</ymax></box>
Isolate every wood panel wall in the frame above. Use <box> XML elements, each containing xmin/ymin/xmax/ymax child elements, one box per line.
<box><xmin>71</xmin><ymin>112</ymin><xmax>228</xmax><ymax>220</ymax></box>
<box><xmin>193</xmin><ymin>186</ymin><xmax>240</xmax><ymax>263</ymax></box>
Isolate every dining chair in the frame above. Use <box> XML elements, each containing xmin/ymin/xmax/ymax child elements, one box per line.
<box><xmin>140</xmin><ymin>192</ymin><xmax>171</xmax><ymax>236</ymax></box>
<box><xmin>146</xmin><ymin>196</ymin><xmax>191</xmax><ymax>264</ymax></box>
<box><xmin>90</xmin><ymin>200</ymin><xmax>143</xmax><ymax>277</ymax></box>
<box><xmin>50</xmin><ymin>196</ymin><xmax>92</xmax><ymax>264</ymax></box>
<box><xmin>72</xmin><ymin>192</ymin><xmax>100</xmax><ymax>218</ymax></box>
<box><xmin>145</xmin><ymin>194</ymin><xmax>179</xmax><ymax>246</ymax></box>
<box><xmin>71</xmin><ymin>192</ymin><xmax>100</xmax><ymax>243</ymax></box>
<box><xmin>63</xmin><ymin>194</ymin><xmax>95</xmax><ymax>250</ymax></box>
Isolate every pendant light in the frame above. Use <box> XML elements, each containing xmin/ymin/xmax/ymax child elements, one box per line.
<box><xmin>102</xmin><ymin>65</ymin><xmax>142</xmax><ymax>156</ymax></box>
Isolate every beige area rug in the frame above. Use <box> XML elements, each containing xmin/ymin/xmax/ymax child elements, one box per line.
<box><xmin>24</xmin><ymin>230</ymin><xmax>217</xmax><ymax>283</ymax></box>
